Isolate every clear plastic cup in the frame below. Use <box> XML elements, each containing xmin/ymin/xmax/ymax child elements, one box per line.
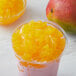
<box><xmin>0</xmin><ymin>0</ymin><xmax>26</xmax><ymax>25</ymax></box>
<box><xmin>13</xmin><ymin>20</ymin><xmax>67</xmax><ymax>76</ymax></box>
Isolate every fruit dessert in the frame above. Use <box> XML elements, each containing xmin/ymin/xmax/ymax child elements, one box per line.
<box><xmin>0</xmin><ymin>0</ymin><xmax>26</xmax><ymax>25</ymax></box>
<box><xmin>12</xmin><ymin>20</ymin><xmax>66</xmax><ymax>76</ymax></box>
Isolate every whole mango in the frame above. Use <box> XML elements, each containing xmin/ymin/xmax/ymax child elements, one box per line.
<box><xmin>46</xmin><ymin>0</ymin><xmax>76</xmax><ymax>34</ymax></box>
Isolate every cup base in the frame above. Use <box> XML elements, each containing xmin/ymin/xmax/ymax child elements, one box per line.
<box><xmin>18</xmin><ymin>60</ymin><xmax>59</xmax><ymax>76</ymax></box>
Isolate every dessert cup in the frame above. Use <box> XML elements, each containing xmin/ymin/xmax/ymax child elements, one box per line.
<box><xmin>13</xmin><ymin>20</ymin><xmax>67</xmax><ymax>76</ymax></box>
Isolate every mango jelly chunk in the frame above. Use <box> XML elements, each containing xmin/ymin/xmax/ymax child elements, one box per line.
<box><xmin>12</xmin><ymin>20</ymin><xmax>66</xmax><ymax>62</ymax></box>
<box><xmin>0</xmin><ymin>0</ymin><xmax>26</xmax><ymax>25</ymax></box>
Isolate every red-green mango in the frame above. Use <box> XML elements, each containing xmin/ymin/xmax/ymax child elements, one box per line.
<box><xmin>46</xmin><ymin>0</ymin><xmax>76</xmax><ymax>34</ymax></box>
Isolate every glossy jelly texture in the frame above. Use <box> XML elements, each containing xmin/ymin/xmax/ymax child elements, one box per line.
<box><xmin>0</xmin><ymin>0</ymin><xmax>26</xmax><ymax>25</ymax></box>
<box><xmin>12</xmin><ymin>21</ymin><xmax>66</xmax><ymax>63</ymax></box>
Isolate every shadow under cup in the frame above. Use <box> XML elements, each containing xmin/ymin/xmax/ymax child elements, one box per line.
<box><xmin>15</xmin><ymin>21</ymin><xmax>67</xmax><ymax>76</ymax></box>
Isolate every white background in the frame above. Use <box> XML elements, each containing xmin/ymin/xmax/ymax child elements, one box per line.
<box><xmin>0</xmin><ymin>0</ymin><xmax>76</xmax><ymax>76</ymax></box>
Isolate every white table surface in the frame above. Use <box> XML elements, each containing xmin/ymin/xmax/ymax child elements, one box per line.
<box><xmin>0</xmin><ymin>0</ymin><xmax>76</xmax><ymax>76</ymax></box>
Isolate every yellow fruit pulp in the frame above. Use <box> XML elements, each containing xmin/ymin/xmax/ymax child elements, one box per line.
<box><xmin>12</xmin><ymin>20</ymin><xmax>66</xmax><ymax>63</ymax></box>
<box><xmin>0</xmin><ymin>0</ymin><xmax>26</xmax><ymax>25</ymax></box>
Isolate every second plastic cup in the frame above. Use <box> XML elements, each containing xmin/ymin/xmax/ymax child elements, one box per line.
<box><xmin>0</xmin><ymin>0</ymin><xmax>26</xmax><ymax>25</ymax></box>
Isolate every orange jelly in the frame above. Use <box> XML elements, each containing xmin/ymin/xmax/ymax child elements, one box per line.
<box><xmin>0</xmin><ymin>0</ymin><xmax>26</xmax><ymax>25</ymax></box>
<box><xmin>12</xmin><ymin>20</ymin><xmax>66</xmax><ymax>63</ymax></box>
